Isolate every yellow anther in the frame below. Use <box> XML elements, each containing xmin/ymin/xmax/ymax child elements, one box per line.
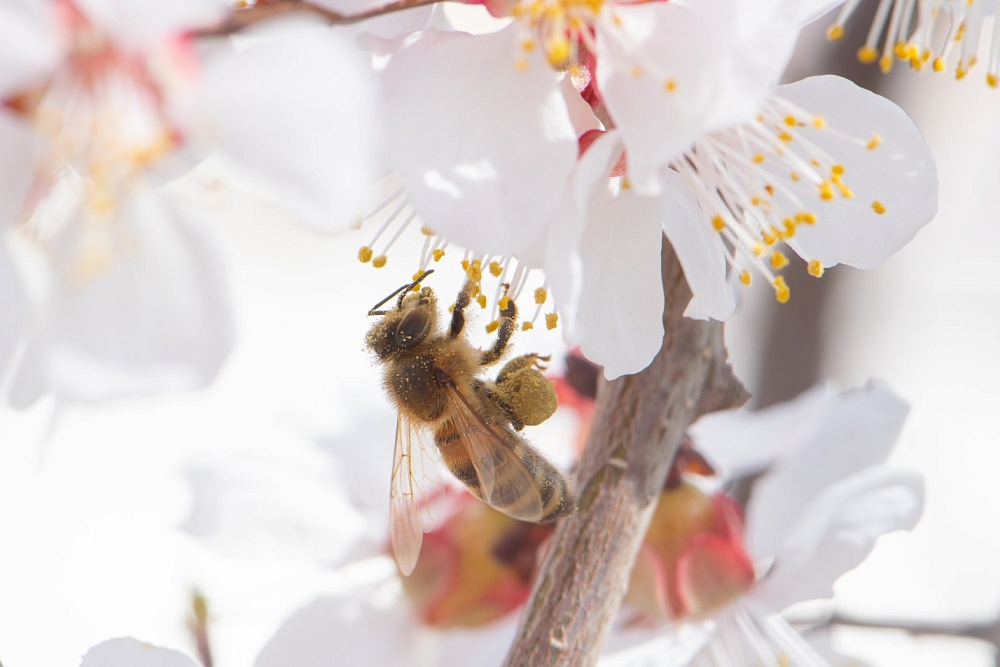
<box><xmin>515</xmin><ymin>59</ymin><xmax>529</xmax><ymax>73</ymax></box>
<box><xmin>988</xmin><ymin>73</ymin><xmax>999</xmax><ymax>88</ymax></box>
<box><xmin>358</xmin><ymin>246</ymin><xmax>374</xmax><ymax>263</ymax></box>
<box><xmin>750</xmin><ymin>196</ymin><xmax>762</xmax><ymax>206</ymax></box>
<box><xmin>521</xmin><ymin>321</ymin><xmax>534</xmax><ymax>331</ymax></box>
<box><xmin>739</xmin><ymin>270</ymin><xmax>752</xmax><ymax>286</ymax></box>
<box><xmin>521</xmin><ymin>39</ymin><xmax>536</xmax><ymax>51</ymax></box>
<box><xmin>762</xmin><ymin>230</ymin><xmax>778</xmax><ymax>246</ymax></box>
<box><xmin>752</xmin><ymin>243</ymin><xmax>765</xmax><ymax>257</ymax></box>
<box><xmin>871</xmin><ymin>200</ymin><xmax>886</xmax><ymax>215</ymax></box>
<box><xmin>461</xmin><ymin>259</ymin><xmax>469</xmax><ymax>270</ymax></box>
<box><xmin>466</xmin><ymin>259</ymin><xmax>483</xmax><ymax>282</ymax></box>
<box><xmin>711</xmin><ymin>215</ymin><xmax>726</xmax><ymax>232</ymax></box>
<box><xmin>956</xmin><ymin>66</ymin><xmax>968</xmax><ymax>80</ymax></box>
<box><xmin>808</xmin><ymin>259</ymin><xmax>824</xmax><ymax>277</ymax></box>
<box><xmin>790</xmin><ymin>171</ymin><xmax>800</xmax><ymax>182</ymax></box>
<box><xmin>893</xmin><ymin>42</ymin><xmax>910</xmax><ymax>60</ymax></box>
<box><xmin>534</xmin><ymin>287</ymin><xmax>547</xmax><ymax>305</ymax></box>
<box><xmin>819</xmin><ymin>181</ymin><xmax>835</xmax><ymax>200</ymax></box>
<box><xmin>752</xmin><ymin>153</ymin><xmax>765</xmax><ymax>164</ymax></box>
<box><xmin>420</xmin><ymin>226</ymin><xmax>434</xmax><ymax>236</ymax></box>
<box><xmin>476</xmin><ymin>293</ymin><xmax>487</xmax><ymax>309</ymax></box>
<box><xmin>796</xmin><ymin>212</ymin><xmax>818</xmax><ymax>225</ymax></box>
<box><xmin>827</xmin><ymin>24</ymin><xmax>845</xmax><ymax>41</ymax></box>
<box><xmin>498</xmin><ymin>295</ymin><xmax>510</xmax><ymax>310</ymax></box>
<box><xmin>545</xmin><ymin>313</ymin><xmax>559</xmax><ymax>330</ymax></box>
<box><xmin>547</xmin><ymin>39</ymin><xmax>572</xmax><ymax>67</ymax></box>
<box><xmin>664</xmin><ymin>79</ymin><xmax>677</xmax><ymax>93</ymax></box>
<box><xmin>772</xmin><ymin>276</ymin><xmax>790</xmax><ymax>303</ymax></box>
<box><xmin>485</xmin><ymin>320</ymin><xmax>500</xmax><ymax>333</ymax></box>
<box><xmin>432</xmin><ymin>248</ymin><xmax>446</xmax><ymax>262</ymax></box>
<box><xmin>782</xmin><ymin>219</ymin><xmax>796</xmax><ymax>238</ymax></box>
<box><xmin>770</xmin><ymin>251</ymin><xmax>790</xmax><ymax>269</ymax></box>
<box><xmin>879</xmin><ymin>55</ymin><xmax>894</xmax><ymax>73</ymax></box>
<box><xmin>858</xmin><ymin>46</ymin><xmax>878</xmax><ymax>64</ymax></box>
<box><xmin>831</xmin><ymin>164</ymin><xmax>845</xmax><ymax>176</ymax></box>
<box><xmin>784</xmin><ymin>115</ymin><xmax>797</xmax><ymax>127</ymax></box>
<box><xmin>811</xmin><ymin>116</ymin><xmax>826</xmax><ymax>129</ymax></box>
<box><xmin>372</xmin><ymin>255</ymin><xmax>387</xmax><ymax>268</ymax></box>
<box><xmin>489</xmin><ymin>261</ymin><xmax>503</xmax><ymax>277</ymax></box>
<box><xmin>778</xmin><ymin>131</ymin><xmax>794</xmax><ymax>143</ymax></box>
<box><xmin>837</xmin><ymin>184</ymin><xmax>855</xmax><ymax>198</ymax></box>
<box><xmin>866</xmin><ymin>134</ymin><xmax>883</xmax><ymax>150</ymax></box>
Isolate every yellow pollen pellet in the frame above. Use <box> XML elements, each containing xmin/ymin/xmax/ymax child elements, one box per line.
<box><xmin>534</xmin><ymin>287</ymin><xmax>547</xmax><ymax>305</ymax></box>
<box><xmin>739</xmin><ymin>270</ymin><xmax>752</xmax><ymax>286</ymax></box>
<box><xmin>358</xmin><ymin>246</ymin><xmax>374</xmax><ymax>263</ymax></box>
<box><xmin>827</xmin><ymin>25</ymin><xmax>844</xmax><ymax>41</ymax></box>
<box><xmin>808</xmin><ymin>260</ymin><xmax>824</xmax><ymax>277</ymax></box>
<box><xmin>498</xmin><ymin>295</ymin><xmax>510</xmax><ymax>310</ymax></box>
<box><xmin>664</xmin><ymin>79</ymin><xmax>677</xmax><ymax>93</ymax></box>
<box><xmin>858</xmin><ymin>46</ymin><xmax>878</xmax><ymax>64</ymax></box>
<box><xmin>373</xmin><ymin>255</ymin><xmax>387</xmax><ymax>268</ymax></box>
<box><xmin>476</xmin><ymin>293</ymin><xmax>487</xmax><ymax>308</ymax></box>
<box><xmin>545</xmin><ymin>313</ymin><xmax>559</xmax><ymax>330</ymax></box>
<box><xmin>867</xmin><ymin>134</ymin><xmax>883</xmax><ymax>150</ymax></box>
<box><xmin>432</xmin><ymin>248</ymin><xmax>446</xmax><ymax>262</ymax></box>
<box><xmin>522</xmin><ymin>321</ymin><xmax>534</xmax><ymax>331</ymax></box>
<box><xmin>770</xmin><ymin>251</ymin><xmax>789</xmax><ymax>269</ymax></box>
<box><xmin>486</xmin><ymin>320</ymin><xmax>499</xmax><ymax>333</ymax></box>
<box><xmin>811</xmin><ymin>116</ymin><xmax>826</xmax><ymax>129</ymax></box>
<box><xmin>711</xmin><ymin>215</ymin><xmax>726</xmax><ymax>232</ymax></box>
<box><xmin>466</xmin><ymin>260</ymin><xmax>483</xmax><ymax>282</ymax></box>
<box><xmin>772</xmin><ymin>276</ymin><xmax>790</xmax><ymax>303</ymax></box>
<box><xmin>872</xmin><ymin>200</ymin><xmax>886</xmax><ymax>215</ymax></box>
<box><xmin>819</xmin><ymin>181</ymin><xmax>835</xmax><ymax>200</ymax></box>
<box><xmin>752</xmin><ymin>153</ymin><xmax>765</xmax><ymax>164</ymax></box>
<box><xmin>489</xmin><ymin>261</ymin><xmax>503</xmax><ymax>277</ymax></box>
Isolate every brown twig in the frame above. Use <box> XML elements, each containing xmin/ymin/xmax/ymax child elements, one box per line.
<box><xmin>196</xmin><ymin>0</ymin><xmax>441</xmax><ymax>36</ymax></box>
<box><xmin>501</xmin><ymin>238</ymin><xmax>749</xmax><ymax>667</ymax></box>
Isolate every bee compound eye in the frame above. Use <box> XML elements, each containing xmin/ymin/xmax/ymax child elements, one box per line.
<box><xmin>395</xmin><ymin>309</ymin><xmax>430</xmax><ymax>348</ymax></box>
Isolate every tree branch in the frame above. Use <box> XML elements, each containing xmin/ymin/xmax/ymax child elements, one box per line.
<box><xmin>502</xmin><ymin>238</ymin><xmax>749</xmax><ymax>667</ymax></box>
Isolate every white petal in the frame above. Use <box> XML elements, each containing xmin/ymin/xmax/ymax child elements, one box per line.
<box><xmin>691</xmin><ymin>384</ymin><xmax>833</xmax><ymax>478</ymax></box>
<box><xmin>382</xmin><ymin>28</ymin><xmax>577</xmax><ymax>258</ymax></box>
<box><xmin>597</xmin><ymin>0</ymin><xmax>802</xmax><ymax>185</ymax></box>
<box><xmin>744</xmin><ymin>382</ymin><xmax>910</xmax><ymax>560</ymax></box>
<box><xmin>197</xmin><ymin>23</ymin><xmax>381</xmax><ymax>232</ymax></box>
<box><xmin>80</xmin><ymin>638</ymin><xmax>199</xmax><ymax>667</ymax></box>
<box><xmin>751</xmin><ymin>467</ymin><xmax>924</xmax><ymax>612</ymax></box>
<box><xmin>0</xmin><ymin>0</ymin><xmax>60</xmax><ymax>97</ymax></box>
<box><xmin>254</xmin><ymin>561</ymin><xmax>420</xmax><ymax>667</ymax></box>
<box><xmin>560</xmin><ymin>76</ymin><xmax>602</xmax><ymax>136</ymax></box>
<box><xmin>659</xmin><ymin>168</ymin><xmax>737</xmax><ymax>321</ymax></box>
<box><xmin>778</xmin><ymin>75</ymin><xmax>938</xmax><ymax>270</ymax></box>
<box><xmin>570</xmin><ymin>188</ymin><xmax>666</xmax><ymax>380</ymax></box>
<box><xmin>74</xmin><ymin>0</ymin><xmax>224</xmax><ymax>47</ymax></box>
<box><xmin>39</xmin><ymin>187</ymin><xmax>234</xmax><ymax>401</ymax></box>
<box><xmin>0</xmin><ymin>109</ymin><xmax>45</xmax><ymax>224</ymax></box>
<box><xmin>0</xmin><ymin>238</ymin><xmax>29</xmax><ymax>392</ymax></box>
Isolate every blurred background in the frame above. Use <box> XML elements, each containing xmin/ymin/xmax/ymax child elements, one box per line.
<box><xmin>1</xmin><ymin>5</ymin><xmax>999</xmax><ymax>666</ymax></box>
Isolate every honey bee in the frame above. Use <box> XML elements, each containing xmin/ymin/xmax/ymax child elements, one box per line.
<box><xmin>366</xmin><ymin>270</ymin><xmax>574</xmax><ymax>575</ymax></box>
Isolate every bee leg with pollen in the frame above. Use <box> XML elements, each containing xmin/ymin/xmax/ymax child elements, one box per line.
<box><xmin>479</xmin><ymin>284</ymin><xmax>517</xmax><ymax>366</ymax></box>
<box><xmin>449</xmin><ymin>280</ymin><xmax>477</xmax><ymax>339</ymax></box>
<box><xmin>487</xmin><ymin>354</ymin><xmax>558</xmax><ymax>431</ymax></box>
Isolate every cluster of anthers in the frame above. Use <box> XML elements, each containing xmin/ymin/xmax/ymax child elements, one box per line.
<box><xmin>828</xmin><ymin>0</ymin><xmax>999</xmax><ymax>85</ymax></box>
<box><xmin>354</xmin><ymin>188</ymin><xmax>559</xmax><ymax>332</ymax></box>
<box><xmin>677</xmin><ymin>95</ymin><xmax>885</xmax><ymax>304</ymax></box>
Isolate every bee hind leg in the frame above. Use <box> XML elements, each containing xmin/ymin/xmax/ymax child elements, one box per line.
<box><xmin>486</xmin><ymin>354</ymin><xmax>558</xmax><ymax>429</ymax></box>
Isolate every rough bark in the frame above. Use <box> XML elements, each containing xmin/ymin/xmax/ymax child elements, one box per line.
<box><xmin>502</xmin><ymin>238</ymin><xmax>749</xmax><ymax>667</ymax></box>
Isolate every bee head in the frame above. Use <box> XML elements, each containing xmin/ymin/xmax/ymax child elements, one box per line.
<box><xmin>366</xmin><ymin>287</ymin><xmax>438</xmax><ymax>358</ymax></box>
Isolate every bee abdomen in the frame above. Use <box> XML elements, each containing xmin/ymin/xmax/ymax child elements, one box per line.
<box><xmin>435</xmin><ymin>425</ymin><xmax>486</xmax><ymax>501</ymax></box>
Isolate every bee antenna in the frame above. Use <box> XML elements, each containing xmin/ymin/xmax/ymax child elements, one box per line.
<box><xmin>367</xmin><ymin>269</ymin><xmax>435</xmax><ymax>316</ymax></box>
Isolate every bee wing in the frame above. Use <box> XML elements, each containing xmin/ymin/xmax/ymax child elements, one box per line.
<box><xmin>389</xmin><ymin>414</ymin><xmax>439</xmax><ymax>575</ymax></box>
<box><xmin>445</xmin><ymin>384</ymin><xmax>546</xmax><ymax>522</ymax></box>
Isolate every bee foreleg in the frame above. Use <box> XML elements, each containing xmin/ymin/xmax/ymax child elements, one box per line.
<box><xmin>449</xmin><ymin>281</ymin><xmax>476</xmax><ymax>339</ymax></box>
<box><xmin>479</xmin><ymin>287</ymin><xmax>517</xmax><ymax>366</ymax></box>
